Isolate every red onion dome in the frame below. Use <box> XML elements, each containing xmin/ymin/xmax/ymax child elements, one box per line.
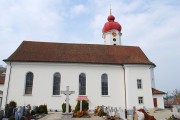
<box><xmin>102</xmin><ymin>15</ymin><xmax>121</xmax><ymax>33</ymax></box>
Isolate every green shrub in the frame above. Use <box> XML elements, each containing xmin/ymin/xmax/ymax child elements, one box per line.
<box><xmin>38</xmin><ymin>105</ymin><xmax>48</xmax><ymax>114</ymax></box>
<box><xmin>75</xmin><ymin>101</ymin><xmax>80</xmax><ymax>113</ymax></box>
<box><xmin>31</xmin><ymin>110</ymin><xmax>36</xmax><ymax>115</ymax></box>
<box><xmin>9</xmin><ymin>101</ymin><xmax>17</xmax><ymax>108</ymax></box>
<box><xmin>9</xmin><ymin>116</ymin><xmax>15</xmax><ymax>120</ymax></box>
<box><xmin>75</xmin><ymin>100</ymin><xmax>89</xmax><ymax>113</ymax></box>
<box><xmin>20</xmin><ymin>116</ymin><xmax>27</xmax><ymax>120</ymax></box>
<box><xmin>34</xmin><ymin>106</ymin><xmax>39</xmax><ymax>113</ymax></box>
<box><xmin>62</xmin><ymin>103</ymin><xmax>71</xmax><ymax>113</ymax></box>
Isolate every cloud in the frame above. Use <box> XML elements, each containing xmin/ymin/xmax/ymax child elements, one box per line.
<box><xmin>0</xmin><ymin>0</ymin><xmax>180</xmax><ymax>92</ymax></box>
<box><xmin>69</xmin><ymin>4</ymin><xmax>87</xmax><ymax>17</ymax></box>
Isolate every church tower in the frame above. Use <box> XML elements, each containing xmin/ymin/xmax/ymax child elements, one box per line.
<box><xmin>102</xmin><ymin>11</ymin><xmax>122</xmax><ymax>45</ymax></box>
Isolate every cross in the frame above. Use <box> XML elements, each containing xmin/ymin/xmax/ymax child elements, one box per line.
<box><xmin>61</xmin><ymin>86</ymin><xmax>75</xmax><ymax>113</ymax></box>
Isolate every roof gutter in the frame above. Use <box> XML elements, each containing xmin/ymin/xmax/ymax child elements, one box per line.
<box><xmin>5</xmin><ymin>62</ymin><xmax>12</xmax><ymax>105</ymax></box>
<box><xmin>122</xmin><ymin>65</ymin><xmax>127</xmax><ymax>111</ymax></box>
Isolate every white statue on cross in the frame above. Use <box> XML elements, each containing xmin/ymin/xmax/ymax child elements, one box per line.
<box><xmin>61</xmin><ymin>86</ymin><xmax>75</xmax><ymax>114</ymax></box>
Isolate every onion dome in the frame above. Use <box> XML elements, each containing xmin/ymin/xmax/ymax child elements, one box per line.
<box><xmin>102</xmin><ymin>14</ymin><xmax>122</xmax><ymax>33</ymax></box>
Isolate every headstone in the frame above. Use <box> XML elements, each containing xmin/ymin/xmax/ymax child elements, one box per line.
<box><xmin>135</xmin><ymin>111</ymin><xmax>144</xmax><ymax>120</ymax></box>
<box><xmin>15</xmin><ymin>109</ymin><xmax>18</xmax><ymax>120</ymax></box>
<box><xmin>80</xmin><ymin>100</ymin><xmax>82</xmax><ymax>111</ymax></box>
<box><xmin>103</xmin><ymin>106</ymin><xmax>107</xmax><ymax>114</ymax></box>
<box><xmin>110</xmin><ymin>107</ymin><xmax>114</xmax><ymax>116</ymax></box>
<box><xmin>114</xmin><ymin>107</ymin><xmax>118</xmax><ymax>117</ymax></box>
<box><xmin>143</xmin><ymin>106</ymin><xmax>148</xmax><ymax>112</ymax></box>
<box><xmin>119</xmin><ymin>107</ymin><xmax>125</xmax><ymax>120</ymax></box>
<box><xmin>0</xmin><ymin>110</ymin><xmax>4</xmax><ymax>120</ymax></box>
<box><xmin>173</xmin><ymin>107</ymin><xmax>180</xmax><ymax>119</ymax></box>
<box><xmin>17</xmin><ymin>106</ymin><xmax>24</xmax><ymax>119</ymax></box>
<box><xmin>107</xmin><ymin>106</ymin><xmax>111</xmax><ymax>116</ymax></box>
<box><xmin>133</xmin><ymin>106</ymin><xmax>136</xmax><ymax>111</ymax></box>
<box><xmin>61</xmin><ymin>86</ymin><xmax>75</xmax><ymax>114</ymax></box>
<box><xmin>127</xmin><ymin>109</ymin><xmax>134</xmax><ymax>120</ymax></box>
<box><xmin>7</xmin><ymin>106</ymin><xmax>14</xmax><ymax>118</ymax></box>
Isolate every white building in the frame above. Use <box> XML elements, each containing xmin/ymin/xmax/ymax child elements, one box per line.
<box><xmin>0</xmin><ymin>75</ymin><xmax>5</xmax><ymax>107</ymax></box>
<box><xmin>2</xmin><ymin>13</ymin><xmax>165</xmax><ymax>110</ymax></box>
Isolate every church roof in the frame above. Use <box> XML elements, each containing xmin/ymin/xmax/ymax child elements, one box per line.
<box><xmin>4</xmin><ymin>41</ymin><xmax>155</xmax><ymax>66</ymax></box>
<box><xmin>152</xmin><ymin>88</ymin><xmax>166</xmax><ymax>95</ymax></box>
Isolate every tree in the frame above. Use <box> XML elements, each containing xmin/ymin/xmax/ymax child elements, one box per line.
<box><xmin>172</xmin><ymin>89</ymin><xmax>180</xmax><ymax>101</ymax></box>
<box><xmin>0</xmin><ymin>65</ymin><xmax>6</xmax><ymax>75</ymax></box>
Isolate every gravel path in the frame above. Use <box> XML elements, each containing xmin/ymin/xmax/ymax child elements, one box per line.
<box><xmin>39</xmin><ymin>112</ymin><xmax>104</xmax><ymax>120</ymax></box>
<box><xmin>149</xmin><ymin>109</ymin><xmax>172</xmax><ymax>120</ymax></box>
<box><xmin>39</xmin><ymin>109</ymin><xmax>173</xmax><ymax>120</ymax></box>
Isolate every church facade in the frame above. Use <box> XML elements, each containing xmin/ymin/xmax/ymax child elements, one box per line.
<box><xmin>2</xmin><ymin>13</ymin><xmax>165</xmax><ymax>110</ymax></box>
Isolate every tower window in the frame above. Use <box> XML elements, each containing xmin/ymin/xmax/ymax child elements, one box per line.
<box><xmin>113</xmin><ymin>38</ymin><xmax>116</xmax><ymax>41</ymax></box>
<box><xmin>138</xmin><ymin>97</ymin><xmax>143</xmax><ymax>104</ymax></box>
<box><xmin>114</xmin><ymin>44</ymin><xmax>116</xmax><ymax>46</ymax></box>
<box><xmin>137</xmin><ymin>79</ymin><xmax>142</xmax><ymax>89</ymax></box>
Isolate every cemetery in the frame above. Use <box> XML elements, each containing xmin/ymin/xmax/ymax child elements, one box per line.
<box><xmin>0</xmin><ymin>100</ymin><xmax>179</xmax><ymax>120</ymax></box>
<box><xmin>0</xmin><ymin>86</ymin><xmax>177</xmax><ymax>120</ymax></box>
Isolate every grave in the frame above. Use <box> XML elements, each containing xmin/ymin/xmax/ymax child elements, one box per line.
<box><xmin>61</xmin><ymin>86</ymin><xmax>75</xmax><ymax>120</ymax></box>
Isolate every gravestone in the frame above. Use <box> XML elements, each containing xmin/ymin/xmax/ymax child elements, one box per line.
<box><xmin>127</xmin><ymin>109</ymin><xmax>134</xmax><ymax>120</ymax></box>
<box><xmin>118</xmin><ymin>107</ymin><xmax>126</xmax><ymax>120</ymax></box>
<box><xmin>102</xmin><ymin>105</ymin><xmax>107</xmax><ymax>114</ymax></box>
<box><xmin>107</xmin><ymin>106</ymin><xmax>111</xmax><ymax>116</ymax></box>
<box><xmin>173</xmin><ymin>107</ymin><xmax>180</xmax><ymax>119</ymax></box>
<box><xmin>0</xmin><ymin>110</ymin><xmax>4</xmax><ymax>120</ymax></box>
<box><xmin>110</xmin><ymin>107</ymin><xmax>114</xmax><ymax>116</ymax></box>
<box><xmin>135</xmin><ymin>111</ymin><xmax>144</xmax><ymax>120</ymax></box>
<box><xmin>61</xmin><ymin>86</ymin><xmax>75</xmax><ymax>120</ymax></box>
<box><xmin>15</xmin><ymin>109</ymin><xmax>18</xmax><ymax>120</ymax></box>
<box><xmin>18</xmin><ymin>106</ymin><xmax>24</xmax><ymax>119</ymax></box>
<box><xmin>114</xmin><ymin>107</ymin><xmax>118</xmax><ymax>117</ymax></box>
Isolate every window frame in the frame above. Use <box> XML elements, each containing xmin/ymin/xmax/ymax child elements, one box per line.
<box><xmin>138</xmin><ymin>97</ymin><xmax>144</xmax><ymax>104</ymax></box>
<box><xmin>53</xmin><ymin>72</ymin><xmax>61</xmax><ymax>95</ymax></box>
<box><xmin>101</xmin><ymin>73</ymin><xmax>108</xmax><ymax>96</ymax></box>
<box><xmin>24</xmin><ymin>72</ymin><xmax>34</xmax><ymax>95</ymax></box>
<box><xmin>137</xmin><ymin>79</ymin><xmax>142</xmax><ymax>89</ymax></box>
<box><xmin>79</xmin><ymin>73</ymin><xmax>86</xmax><ymax>95</ymax></box>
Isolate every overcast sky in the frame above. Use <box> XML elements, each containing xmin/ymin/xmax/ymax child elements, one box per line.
<box><xmin>0</xmin><ymin>0</ymin><xmax>180</xmax><ymax>93</ymax></box>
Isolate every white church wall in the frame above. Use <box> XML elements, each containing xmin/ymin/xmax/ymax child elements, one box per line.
<box><xmin>2</xmin><ymin>62</ymin><xmax>126</xmax><ymax>110</ymax></box>
<box><xmin>125</xmin><ymin>65</ymin><xmax>154</xmax><ymax>109</ymax></box>
<box><xmin>150</xmin><ymin>68</ymin><xmax>155</xmax><ymax>88</ymax></box>
<box><xmin>2</xmin><ymin>63</ymin><xmax>11</xmax><ymax>109</ymax></box>
<box><xmin>153</xmin><ymin>95</ymin><xmax>165</xmax><ymax>109</ymax></box>
<box><xmin>0</xmin><ymin>84</ymin><xmax>3</xmax><ymax>92</ymax></box>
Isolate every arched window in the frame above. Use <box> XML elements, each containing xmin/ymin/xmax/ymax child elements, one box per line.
<box><xmin>25</xmin><ymin>72</ymin><xmax>34</xmax><ymax>94</ymax></box>
<box><xmin>53</xmin><ymin>72</ymin><xmax>61</xmax><ymax>95</ymax></box>
<box><xmin>79</xmin><ymin>73</ymin><xmax>86</xmax><ymax>95</ymax></box>
<box><xmin>101</xmin><ymin>73</ymin><xmax>108</xmax><ymax>95</ymax></box>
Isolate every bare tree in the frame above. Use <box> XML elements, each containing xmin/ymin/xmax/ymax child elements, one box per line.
<box><xmin>172</xmin><ymin>89</ymin><xmax>180</xmax><ymax>101</ymax></box>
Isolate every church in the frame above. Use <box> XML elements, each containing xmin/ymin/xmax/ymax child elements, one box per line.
<box><xmin>2</xmin><ymin>12</ymin><xmax>165</xmax><ymax>111</ymax></box>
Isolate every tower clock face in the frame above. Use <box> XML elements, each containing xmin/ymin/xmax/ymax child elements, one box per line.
<box><xmin>112</xmin><ymin>32</ymin><xmax>117</xmax><ymax>37</ymax></box>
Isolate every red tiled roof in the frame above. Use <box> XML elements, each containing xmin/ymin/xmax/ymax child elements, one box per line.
<box><xmin>4</xmin><ymin>41</ymin><xmax>155</xmax><ymax>66</ymax></box>
<box><xmin>164</xmin><ymin>100</ymin><xmax>180</xmax><ymax>105</ymax></box>
<box><xmin>152</xmin><ymin>88</ymin><xmax>166</xmax><ymax>95</ymax></box>
<box><xmin>0</xmin><ymin>76</ymin><xmax>5</xmax><ymax>84</ymax></box>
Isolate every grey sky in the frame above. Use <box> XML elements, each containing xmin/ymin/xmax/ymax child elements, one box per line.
<box><xmin>0</xmin><ymin>0</ymin><xmax>180</xmax><ymax>93</ymax></box>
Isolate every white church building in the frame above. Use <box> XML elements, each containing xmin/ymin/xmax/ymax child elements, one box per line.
<box><xmin>2</xmin><ymin>13</ymin><xmax>165</xmax><ymax>111</ymax></box>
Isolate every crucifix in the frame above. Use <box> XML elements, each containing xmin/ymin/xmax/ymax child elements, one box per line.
<box><xmin>61</xmin><ymin>86</ymin><xmax>75</xmax><ymax>113</ymax></box>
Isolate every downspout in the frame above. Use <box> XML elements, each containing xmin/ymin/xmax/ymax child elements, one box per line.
<box><xmin>122</xmin><ymin>65</ymin><xmax>127</xmax><ymax>118</ymax></box>
<box><xmin>5</xmin><ymin>62</ymin><xmax>12</xmax><ymax>105</ymax></box>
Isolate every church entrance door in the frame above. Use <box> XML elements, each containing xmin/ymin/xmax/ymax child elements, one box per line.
<box><xmin>153</xmin><ymin>98</ymin><xmax>157</xmax><ymax>107</ymax></box>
